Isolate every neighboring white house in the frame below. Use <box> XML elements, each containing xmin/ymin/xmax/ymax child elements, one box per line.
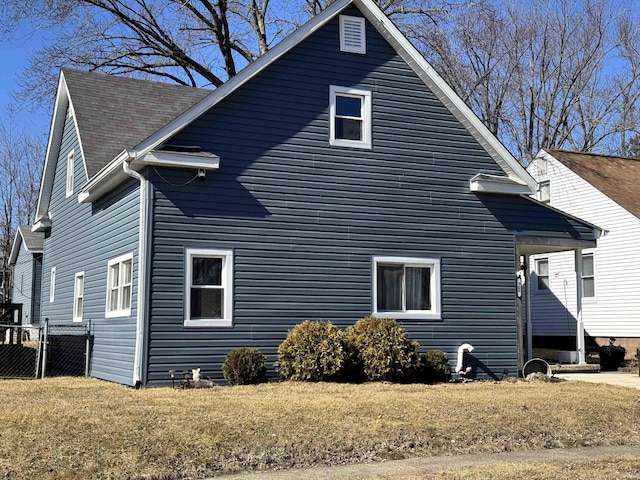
<box><xmin>527</xmin><ymin>148</ymin><xmax>640</xmax><ymax>352</ymax></box>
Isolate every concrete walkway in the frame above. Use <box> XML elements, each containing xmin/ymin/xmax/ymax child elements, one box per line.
<box><xmin>555</xmin><ymin>371</ymin><xmax>640</xmax><ymax>389</ymax></box>
<box><xmin>211</xmin><ymin>445</ymin><xmax>640</xmax><ymax>480</ymax></box>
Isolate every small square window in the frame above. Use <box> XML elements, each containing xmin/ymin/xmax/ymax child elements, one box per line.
<box><xmin>106</xmin><ymin>253</ymin><xmax>133</xmax><ymax>317</ymax></box>
<box><xmin>329</xmin><ymin>86</ymin><xmax>372</xmax><ymax>149</ymax></box>
<box><xmin>536</xmin><ymin>259</ymin><xmax>549</xmax><ymax>290</ymax></box>
<box><xmin>185</xmin><ymin>249</ymin><xmax>233</xmax><ymax>327</ymax></box>
<box><xmin>373</xmin><ymin>256</ymin><xmax>441</xmax><ymax>320</ymax></box>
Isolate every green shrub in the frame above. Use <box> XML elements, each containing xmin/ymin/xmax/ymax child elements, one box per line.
<box><xmin>222</xmin><ymin>347</ymin><xmax>267</xmax><ymax>385</ymax></box>
<box><xmin>277</xmin><ymin>321</ymin><xmax>347</xmax><ymax>381</ymax></box>
<box><xmin>422</xmin><ymin>350</ymin><xmax>451</xmax><ymax>383</ymax></box>
<box><xmin>599</xmin><ymin>339</ymin><xmax>626</xmax><ymax>371</ymax></box>
<box><xmin>345</xmin><ymin>317</ymin><xmax>420</xmax><ymax>382</ymax></box>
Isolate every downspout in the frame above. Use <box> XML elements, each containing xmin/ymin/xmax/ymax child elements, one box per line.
<box><xmin>123</xmin><ymin>152</ymin><xmax>147</xmax><ymax>387</ymax></box>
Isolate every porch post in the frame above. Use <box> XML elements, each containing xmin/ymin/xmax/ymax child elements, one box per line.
<box><xmin>574</xmin><ymin>248</ymin><xmax>586</xmax><ymax>364</ymax></box>
<box><xmin>525</xmin><ymin>254</ymin><xmax>533</xmax><ymax>361</ymax></box>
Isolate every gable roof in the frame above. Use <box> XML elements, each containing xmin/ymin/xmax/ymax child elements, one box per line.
<box><xmin>63</xmin><ymin>69</ymin><xmax>211</xmax><ymax>178</ymax></box>
<box><xmin>37</xmin><ymin>0</ymin><xmax>537</xmax><ymax>221</ymax></box>
<box><xmin>541</xmin><ymin>148</ymin><xmax>640</xmax><ymax>220</ymax></box>
<box><xmin>9</xmin><ymin>225</ymin><xmax>44</xmax><ymax>265</ymax></box>
<box><xmin>35</xmin><ymin>70</ymin><xmax>210</xmax><ymax>221</ymax></box>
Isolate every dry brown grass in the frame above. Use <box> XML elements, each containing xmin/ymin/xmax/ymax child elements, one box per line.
<box><xmin>367</xmin><ymin>456</ymin><xmax>640</xmax><ymax>480</ymax></box>
<box><xmin>1</xmin><ymin>378</ymin><xmax>639</xmax><ymax>479</ymax></box>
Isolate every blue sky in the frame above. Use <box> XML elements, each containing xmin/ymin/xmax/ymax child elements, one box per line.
<box><xmin>0</xmin><ymin>28</ymin><xmax>52</xmax><ymax>137</ymax></box>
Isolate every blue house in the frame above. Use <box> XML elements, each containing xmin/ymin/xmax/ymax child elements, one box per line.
<box><xmin>9</xmin><ymin>226</ymin><xmax>44</xmax><ymax>328</ymax></box>
<box><xmin>32</xmin><ymin>0</ymin><xmax>600</xmax><ymax>386</ymax></box>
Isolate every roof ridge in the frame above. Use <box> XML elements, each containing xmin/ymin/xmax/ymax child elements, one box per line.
<box><xmin>544</xmin><ymin>147</ymin><xmax>640</xmax><ymax>162</ymax></box>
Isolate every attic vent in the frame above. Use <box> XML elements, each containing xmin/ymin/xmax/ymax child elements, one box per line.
<box><xmin>340</xmin><ymin>15</ymin><xmax>366</xmax><ymax>54</ymax></box>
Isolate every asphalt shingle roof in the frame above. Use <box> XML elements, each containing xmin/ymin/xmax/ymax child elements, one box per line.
<box><xmin>62</xmin><ymin>68</ymin><xmax>211</xmax><ymax>178</ymax></box>
<box><xmin>17</xmin><ymin>225</ymin><xmax>44</xmax><ymax>252</ymax></box>
<box><xmin>545</xmin><ymin>148</ymin><xmax>640</xmax><ymax>219</ymax></box>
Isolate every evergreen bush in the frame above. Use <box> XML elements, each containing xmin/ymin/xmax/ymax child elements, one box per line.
<box><xmin>222</xmin><ymin>347</ymin><xmax>267</xmax><ymax>385</ymax></box>
<box><xmin>422</xmin><ymin>349</ymin><xmax>451</xmax><ymax>383</ymax></box>
<box><xmin>277</xmin><ymin>321</ymin><xmax>347</xmax><ymax>381</ymax></box>
<box><xmin>345</xmin><ymin>316</ymin><xmax>420</xmax><ymax>382</ymax></box>
<box><xmin>599</xmin><ymin>339</ymin><xmax>626</xmax><ymax>371</ymax></box>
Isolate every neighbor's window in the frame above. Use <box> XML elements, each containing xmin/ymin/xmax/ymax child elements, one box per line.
<box><xmin>373</xmin><ymin>256</ymin><xmax>441</xmax><ymax>320</ymax></box>
<box><xmin>582</xmin><ymin>253</ymin><xmax>595</xmax><ymax>298</ymax></box>
<box><xmin>106</xmin><ymin>253</ymin><xmax>133</xmax><ymax>317</ymax></box>
<box><xmin>329</xmin><ymin>86</ymin><xmax>372</xmax><ymax>149</ymax></box>
<box><xmin>185</xmin><ymin>249</ymin><xmax>233</xmax><ymax>327</ymax></box>
<box><xmin>538</xmin><ymin>180</ymin><xmax>550</xmax><ymax>204</ymax></box>
<box><xmin>536</xmin><ymin>258</ymin><xmax>549</xmax><ymax>290</ymax></box>
<box><xmin>66</xmin><ymin>150</ymin><xmax>74</xmax><ymax>197</ymax></box>
<box><xmin>73</xmin><ymin>272</ymin><xmax>84</xmax><ymax>322</ymax></box>
<box><xmin>50</xmin><ymin>267</ymin><xmax>56</xmax><ymax>302</ymax></box>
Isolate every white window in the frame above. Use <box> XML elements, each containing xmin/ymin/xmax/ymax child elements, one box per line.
<box><xmin>340</xmin><ymin>15</ymin><xmax>366</xmax><ymax>54</ymax></box>
<box><xmin>536</xmin><ymin>258</ymin><xmax>549</xmax><ymax>290</ymax></box>
<box><xmin>66</xmin><ymin>150</ymin><xmax>74</xmax><ymax>197</ymax></box>
<box><xmin>106</xmin><ymin>253</ymin><xmax>133</xmax><ymax>317</ymax></box>
<box><xmin>538</xmin><ymin>180</ymin><xmax>550</xmax><ymax>204</ymax></box>
<box><xmin>185</xmin><ymin>248</ymin><xmax>233</xmax><ymax>327</ymax></box>
<box><xmin>73</xmin><ymin>272</ymin><xmax>84</xmax><ymax>322</ymax></box>
<box><xmin>50</xmin><ymin>267</ymin><xmax>56</xmax><ymax>302</ymax></box>
<box><xmin>329</xmin><ymin>86</ymin><xmax>372</xmax><ymax>149</ymax></box>
<box><xmin>372</xmin><ymin>256</ymin><xmax>441</xmax><ymax>320</ymax></box>
<box><xmin>582</xmin><ymin>253</ymin><xmax>595</xmax><ymax>298</ymax></box>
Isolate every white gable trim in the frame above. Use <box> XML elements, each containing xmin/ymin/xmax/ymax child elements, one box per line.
<box><xmin>35</xmin><ymin>71</ymin><xmax>89</xmax><ymax>223</ymax></box>
<box><xmin>8</xmin><ymin>231</ymin><xmax>23</xmax><ymax>266</ymax></box>
<box><xmin>469</xmin><ymin>174</ymin><xmax>533</xmax><ymax>195</ymax></box>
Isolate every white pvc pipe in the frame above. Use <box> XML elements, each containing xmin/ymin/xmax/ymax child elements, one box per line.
<box><xmin>456</xmin><ymin>343</ymin><xmax>474</xmax><ymax>373</ymax></box>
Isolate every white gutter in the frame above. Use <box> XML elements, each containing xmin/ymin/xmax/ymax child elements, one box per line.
<box><xmin>122</xmin><ymin>150</ymin><xmax>147</xmax><ymax>387</ymax></box>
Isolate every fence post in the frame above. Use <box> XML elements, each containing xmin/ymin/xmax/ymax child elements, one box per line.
<box><xmin>35</xmin><ymin>325</ymin><xmax>44</xmax><ymax>378</ymax></box>
<box><xmin>41</xmin><ymin>318</ymin><xmax>49</xmax><ymax>379</ymax></box>
<box><xmin>85</xmin><ymin>319</ymin><xmax>91</xmax><ymax>377</ymax></box>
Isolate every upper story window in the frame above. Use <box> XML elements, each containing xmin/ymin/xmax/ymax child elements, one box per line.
<box><xmin>185</xmin><ymin>248</ymin><xmax>233</xmax><ymax>327</ymax></box>
<box><xmin>329</xmin><ymin>86</ymin><xmax>372</xmax><ymax>149</ymax></box>
<box><xmin>372</xmin><ymin>256</ymin><xmax>441</xmax><ymax>320</ymax></box>
<box><xmin>340</xmin><ymin>15</ymin><xmax>366</xmax><ymax>54</ymax></box>
<box><xmin>73</xmin><ymin>272</ymin><xmax>84</xmax><ymax>322</ymax></box>
<box><xmin>582</xmin><ymin>253</ymin><xmax>595</xmax><ymax>298</ymax></box>
<box><xmin>106</xmin><ymin>253</ymin><xmax>133</xmax><ymax>318</ymax></box>
<box><xmin>66</xmin><ymin>150</ymin><xmax>74</xmax><ymax>197</ymax></box>
<box><xmin>538</xmin><ymin>180</ymin><xmax>550</xmax><ymax>204</ymax></box>
<box><xmin>536</xmin><ymin>258</ymin><xmax>549</xmax><ymax>290</ymax></box>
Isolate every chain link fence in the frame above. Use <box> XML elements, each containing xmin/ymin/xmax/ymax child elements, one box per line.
<box><xmin>0</xmin><ymin>320</ymin><xmax>92</xmax><ymax>379</ymax></box>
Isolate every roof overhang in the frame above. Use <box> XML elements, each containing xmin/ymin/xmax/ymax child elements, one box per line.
<box><xmin>9</xmin><ymin>227</ymin><xmax>44</xmax><ymax>264</ymax></box>
<box><xmin>78</xmin><ymin>148</ymin><xmax>220</xmax><ymax>203</ymax></box>
<box><xmin>470</xmin><ymin>174</ymin><xmax>534</xmax><ymax>195</ymax></box>
<box><xmin>516</xmin><ymin>236</ymin><xmax>598</xmax><ymax>256</ymax></box>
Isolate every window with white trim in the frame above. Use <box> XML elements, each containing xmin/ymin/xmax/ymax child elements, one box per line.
<box><xmin>538</xmin><ymin>180</ymin><xmax>550</xmax><ymax>204</ymax></box>
<box><xmin>329</xmin><ymin>86</ymin><xmax>372</xmax><ymax>149</ymax></box>
<box><xmin>373</xmin><ymin>257</ymin><xmax>441</xmax><ymax>320</ymax></box>
<box><xmin>536</xmin><ymin>258</ymin><xmax>549</xmax><ymax>290</ymax></box>
<box><xmin>66</xmin><ymin>150</ymin><xmax>74</xmax><ymax>197</ymax></box>
<box><xmin>185</xmin><ymin>249</ymin><xmax>233</xmax><ymax>327</ymax></box>
<box><xmin>582</xmin><ymin>253</ymin><xmax>595</xmax><ymax>298</ymax></box>
<box><xmin>73</xmin><ymin>272</ymin><xmax>84</xmax><ymax>322</ymax></box>
<box><xmin>50</xmin><ymin>267</ymin><xmax>56</xmax><ymax>302</ymax></box>
<box><xmin>340</xmin><ymin>15</ymin><xmax>366</xmax><ymax>54</ymax></box>
<box><xmin>106</xmin><ymin>253</ymin><xmax>133</xmax><ymax>317</ymax></box>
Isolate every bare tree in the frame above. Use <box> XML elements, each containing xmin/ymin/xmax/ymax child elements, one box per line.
<box><xmin>0</xmin><ymin>115</ymin><xmax>45</xmax><ymax>302</ymax></box>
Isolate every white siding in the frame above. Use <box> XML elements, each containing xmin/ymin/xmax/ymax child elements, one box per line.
<box><xmin>528</xmin><ymin>155</ymin><xmax>640</xmax><ymax>338</ymax></box>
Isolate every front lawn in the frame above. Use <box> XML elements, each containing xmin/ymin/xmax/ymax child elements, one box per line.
<box><xmin>1</xmin><ymin>378</ymin><xmax>639</xmax><ymax>479</ymax></box>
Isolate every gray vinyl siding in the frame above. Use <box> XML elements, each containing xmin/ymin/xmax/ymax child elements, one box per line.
<box><xmin>12</xmin><ymin>247</ymin><xmax>36</xmax><ymax>324</ymax></box>
<box><xmin>40</xmin><ymin>111</ymin><xmax>140</xmax><ymax>386</ymax></box>
<box><xmin>143</xmin><ymin>6</ymin><xmax>581</xmax><ymax>385</ymax></box>
<box><xmin>31</xmin><ymin>254</ymin><xmax>42</xmax><ymax>324</ymax></box>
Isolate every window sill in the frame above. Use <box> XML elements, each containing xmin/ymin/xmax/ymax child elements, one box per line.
<box><xmin>371</xmin><ymin>311</ymin><xmax>442</xmax><ymax>321</ymax></box>
<box><xmin>105</xmin><ymin>309</ymin><xmax>132</xmax><ymax>318</ymax></box>
<box><xmin>184</xmin><ymin>319</ymin><xmax>233</xmax><ymax>328</ymax></box>
<box><xmin>329</xmin><ymin>138</ymin><xmax>371</xmax><ymax>149</ymax></box>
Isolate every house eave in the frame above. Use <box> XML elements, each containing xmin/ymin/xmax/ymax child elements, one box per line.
<box><xmin>469</xmin><ymin>174</ymin><xmax>533</xmax><ymax>195</ymax></box>
<box><xmin>32</xmin><ymin>219</ymin><xmax>52</xmax><ymax>232</ymax></box>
